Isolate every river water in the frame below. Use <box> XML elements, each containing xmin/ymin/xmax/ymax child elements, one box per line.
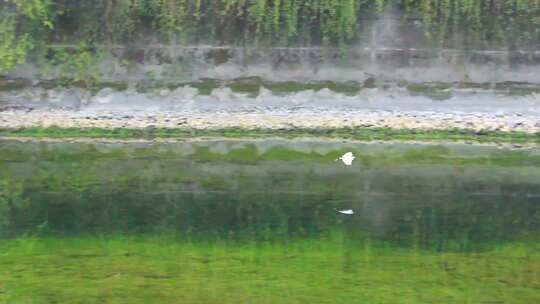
<box><xmin>0</xmin><ymin>139</ymin><xmax>539</xmax><ymax>303</ymax></box>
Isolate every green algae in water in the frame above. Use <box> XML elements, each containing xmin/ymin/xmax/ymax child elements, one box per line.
<box><xmin>0</xmin><ymin>140</ymin><xmax>539</xmax><ymax>303</ymax></box>
<box><xmin>1</xmin><ymin>235</ymin><xmax>538</xmax><ymax>304</ymax></box>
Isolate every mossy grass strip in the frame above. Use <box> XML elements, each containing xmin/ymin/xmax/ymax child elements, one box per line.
<box><xmin>0</xmin><ymin>127</ymin><xmax>539</xmax><ymax>144</ymax></box>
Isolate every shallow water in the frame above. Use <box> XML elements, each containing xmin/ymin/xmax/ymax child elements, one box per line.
<box><xmin>0</xmin><ymin>140</ymin><xmax>539</xmax><ymax>303</ymax></box>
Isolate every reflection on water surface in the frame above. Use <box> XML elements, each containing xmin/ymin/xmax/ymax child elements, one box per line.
<box><xmin>0</xmin><ymin>140</ymin><xmax>539</xmax><ymax>303</ymax></box>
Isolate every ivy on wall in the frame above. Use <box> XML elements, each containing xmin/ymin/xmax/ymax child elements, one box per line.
<box><xmin>1</xmin><ymin>0</ymin><xmax>540</xmax><ymax>73</ymax></box>
<box><xmin>0</xmin><ymin>0</ymin><xmax>54</xmax><ymax>71</ymax></box>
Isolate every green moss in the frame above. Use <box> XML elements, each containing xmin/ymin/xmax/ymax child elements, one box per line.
<box><xmin>0</xmin><ymin>78</ymin><xmax>31</xmax><ymax>91</ymax></box>
<box><xmin>148</xmin><ymin>79</ymin><xmax>363</xmax><ymax>96</ymax></box>
<box><xmin>18</xmin><ymin>78</ymin><xmax>540</xmax><ymax>99</ymax></box>
<box><xmin>406</xmin><ymin>83</ymin><xmax>453</xmax><ymax>100</ymax></box>
<box><xmin>181</xmin><ymin>79</ymin><xmax>221</xmax><ymax>95</ymax></box>
<box><xmin>262</xmin><ymin>81</ymin><xmax>362</xmax><ymax>96</ymax></box>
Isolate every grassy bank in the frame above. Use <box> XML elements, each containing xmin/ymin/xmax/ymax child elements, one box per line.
<box><xmin>0</xmin><ymin>235</ymin><xmax>538</xmax><ymax>304</ymax></box>
<box><xmin>1</xmin><ymin>127</ymin><xmax>539</xmax><ymax>144</ymax></box>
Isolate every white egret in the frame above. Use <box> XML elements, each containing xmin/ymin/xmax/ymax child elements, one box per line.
<box><xmin>335</xmin><ymin>208</ymin><xmax>354</xmax><ymax>215</ymax></box>
<box><xmin>336</xmin><ymin>152</ymin><xmax>355</xmax><ymax>166</ymax></box>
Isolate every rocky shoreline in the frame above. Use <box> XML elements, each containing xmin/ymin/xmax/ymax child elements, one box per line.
<box><xmin>2</xmin><ymin>81</ymin><xmax>540</xmax><ymax>135</ymax></box>
<box><xmin>1</xmin><ymin>108</ymin><xmax>539</xmax><ymax>133</ymax></box>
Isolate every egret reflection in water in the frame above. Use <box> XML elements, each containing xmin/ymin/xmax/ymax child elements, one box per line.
<box><xmin>335</xmin><ymin>208</ymin><xmax>355</xmax><ymax>215</ymax></box>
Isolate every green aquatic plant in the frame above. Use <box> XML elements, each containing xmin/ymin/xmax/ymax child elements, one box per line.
<box><xmin>0</xmin><ymin>234</ymin><xmax>538</xmax><ymax>303</ymax></box>
<box><xmin>0</xmin><ymin>179</ymin><xmax>30</xmax><ymax>235</ymax></box>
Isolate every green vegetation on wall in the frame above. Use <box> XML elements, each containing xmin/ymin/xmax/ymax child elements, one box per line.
<box><xmin>1</xmin><ymin>0</ymin><xmax>540</xmax><ymax>73</ymax></box>
<box><xmin>0</xmin><ymin>0</ymin><xmax>53</xmax><ymax>71</ymax></box>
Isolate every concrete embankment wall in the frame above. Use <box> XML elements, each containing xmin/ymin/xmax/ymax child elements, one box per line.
<box><xmin>8</xmin><ymin>46</ymin><xmax>540</xmax><ymax>84</ymax></box>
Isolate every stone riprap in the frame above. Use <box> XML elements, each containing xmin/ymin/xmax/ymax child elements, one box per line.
<box><xmin>1</xmin><ymin>84</ymin><xmax>539</xmax><ymax>133</ymax></box>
